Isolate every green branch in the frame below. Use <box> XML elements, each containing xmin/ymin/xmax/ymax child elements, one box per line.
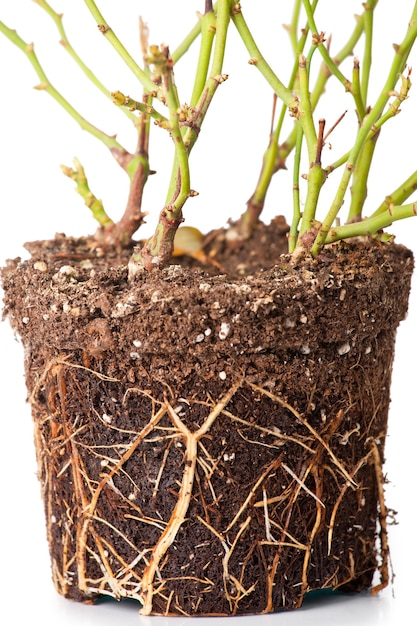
<box><xmin>231</xmin><ymin>6</ymin><xmax>298</xmax><ymax>110</ymax></box>
<box><xmin>0</xmin><ymin>21</ymin><xmax>125</xmax><ymax>152</ymax></box>
<box><xmin>83</xmin><ymin>0</ymin><xmax>159</xmax><ymax>97</ymax></box>
<box><xmin>235</xmin><ymin>0</ymin><xmax>361</xmax><ymax>239</ymax></box>
<box><xmin>360</xmin><ymin>0</ymin><xmax>377</xmax><ymax>105</ymax></box>
<box><xmin>288</xmin><ymin>124</ymin><xmax>304</xmax><ymax>253</ymax></box>
<box><xmin>111</xmin><ymin>91</ymin><xmax>168</xmax><ymax>126</ymax></box>
<box><xmin>326</xmin><ymin>202</ymin><xmax>417</xmax><ymax>244</ymax></box>
<box><xmin>190</xmin><ymin>5</ymin><xmax>216</xmax><ymax>107</ymax></box>
<box><xmin>129</xmin><ymin>44</ymin><xmax>192</xmax><ymax>269</ymax></box>
<box><xmin>33</xmin><ymin>0</ymin><xmax>136</xmax><ymax>122</ymax></box>
<box><xmin>285</xmin><ymin>0</ymin><xmax>302</xmax><ymax>54</ymax></box>
<box><xmin>371</xmin><ymin>169</ymin><xmax>417</xmax><ymax>217</ymax></box>
<box><xmin>301</xmin><ymin>0</ymin><xmax>352</xmax><ymax>92</ymax></box>
<box><xmin>351</xmin><ymin>57</ymin><xmax>366</xmax><ymax>121</ymax></box>
<box><xmin>311</xmin><ymin>4</ymin><xmax>417</xmax><ymax>256</ymax></box>
<box><xmin>347</xmin><ymin>129</ymin><xmax>380</xmax><ymax>222</ymax></box>
<box><xmin>61</xmin><ymin>158</ymin><xmax>113</xmax><ymax>227</ymax></box>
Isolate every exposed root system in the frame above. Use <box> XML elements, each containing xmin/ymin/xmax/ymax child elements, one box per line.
<box><xmin>1</xmin><ymin>221</ymin><xmax>413</xmax><ymax>615</ymax></box>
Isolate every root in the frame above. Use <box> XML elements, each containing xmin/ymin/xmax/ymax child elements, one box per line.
<box><xmin>370</xmin><ymin>440</ymin><xmax>390</xmax><ymax>595</ymax></box>
<box><xmin>32</xmin><ymin>364</ymin><xmax>385</xmax><ymax>614</ymax></box>
<box><xmin>246</xmin><ymin>382</ymin><xmax>357</xmax><ymax>487</ymax></box>
<box><xmin>139</xmin><ymin>380</ymin><xmax>242</xmax><ymax>614</ymax></box>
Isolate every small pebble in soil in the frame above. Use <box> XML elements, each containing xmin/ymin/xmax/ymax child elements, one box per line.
<box><xmin>337</xmin><ymin>342</ymin><xmax>351</xmax><ymax>355</ymax></box>
<box><xmin>33</xmin><ymin>261</ymin><xmax>48</xmax><ymax>272</ymax></box>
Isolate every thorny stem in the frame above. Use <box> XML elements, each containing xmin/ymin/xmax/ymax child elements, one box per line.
<box><xmin>1</xmin><ymin>11</ymin><xmax>154</xmax><ymax>250</ymax></box>
<box><xmin>228</xmin><ymin>3</ymin><xmax>303</xmax><ymax>239</ymax></box>
<box><xmin>309</xmin><ymin>10</ymin><xmax>365</xmax><ymax>110</ymax></box>
<box><xmin>104</xmin><ymin>21</ymin><xmax>155</xmax><ymax>249</ymax></box>
<box><xmin>238</xmin><ymin>96</ymin><xmax>281</xmax><ymax>239</ymax></box>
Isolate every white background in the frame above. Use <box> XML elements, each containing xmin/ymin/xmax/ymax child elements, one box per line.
<box><xmin>0</xmin><ymin>2</ymin><xmax>416</xmax><ymax>625</ymax></box>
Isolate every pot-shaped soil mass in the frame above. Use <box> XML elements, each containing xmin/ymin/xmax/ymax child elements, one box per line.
<box><xmin>1</xmin><ymin>229</ymin><xmax>414</xmax><ymax>616</ymax></box>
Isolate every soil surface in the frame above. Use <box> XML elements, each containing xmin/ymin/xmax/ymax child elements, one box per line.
<box><xmin>1</xmin><ymin>219</ymin><xmax>414</xmax><ymax>616</ymax></box>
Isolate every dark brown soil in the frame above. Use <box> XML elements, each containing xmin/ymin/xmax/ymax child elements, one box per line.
<box><xmin>1</xmin><ymin>219</ymin><xmax>414</xmax><ymax>616</ymax></box>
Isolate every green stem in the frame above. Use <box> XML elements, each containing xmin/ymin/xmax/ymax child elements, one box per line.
<box><xmin>297</xmin><ymin>52</ymin><xmax>317</xmax><ymax>165</ymax></box>
<box><xmin>34</xmin><ymin>0</ymin><xmax>136</xmax><ymax>121</ymax></box>
<box><xmin>324</xmin><ymin>150</ymin><xmax>350</xmax><ymax>175</ymax></box>
<box><xmin>171</xmin><ymin>25</ymin><xmax>201</xmax><ymax>64</ymax></box>
<box><xmin>301</xmin><ymin>0</ymin><xmax>352</xmax><ymax>92</ymax></box>
<box><xmin>348</xmin><ymin>67</ymin><xmax>411</xmax><ymax>222</ymax></box>
<box><xmin>326</xmin><ymin>202</ymin><xmax>417</xmax><ymax>243</ymax></box>
<box><xmin>190</xmin><ymin>6</ymin><xmax>216</xmax><ymax>107</ymax></box>
<box><xmin>288</xmin><ymin>124</ymin><xmax>304</xmax><ymax>253</ymax></box>
<box><xmin>297</xmin><ymin>51</ymin><xmax>327</xmax><ymax>239</ymax></box>
<box><xmin>372</xmin><ymin>70</ymin><xmax>412</xmax><ymax>131</ymax></box>
<box><xmin>61</xmin><ymin>158</ymin><xmax>113</xmax><ymax>227</ymax></box>
<box><xmin>347</xmin><ymin>128</ymin><xmax>380</xmax><ymax>222</ymax></box>
<box><xmin>361</xmin><ymin>0</ymin><xmax>376</xmax><ymax>105</ymax></box>
<box><xmin>180</xmin><ymin>0</ymin><xmax>232</xmax><ymax>157</ymax></box>
<box><xmin>111</xmin><ymin>90</ymin><xmax>168</xmax><ymax>126</ymax></box>
<box><xmin>236</xmin><ymin>0</ymin><xmax>359</xmax><ymax>239</ymax></box>
<box><xmin>309</xmin><ymin>9</ymin><xmax>365</xmax><ymax>111</ymax></box>
<box><xmin>0</xmin><ymin>22</ymin><xmax>125</xmax><ymax>152</ymax></box>
<box><xmin>83</xmin><ymin>0</ymin><xmax>159</xmax><ymax>97</ymax></box>
<box><xmin>370</xmin><ymin>169</ymin><xmax>417</xmax><ymax>217</ymax></box>
<box><xmin>287</xmin><ymin>0</ymin><xmax>302</xmax><ymax>54</ymax></box>
<box><xmin>239</xmin><ymin>121</ymin><xmax>279</xmax><ymax>238</ymax></box>
<box><xmin>231</xmin><ymin>6</ymin><xmax>297</xmax><ymax>109</ymax></box>
<box><xmin>351</xmin><ymin>57</ymin><xmax>366</xmax><ymax>121</ymax></box>
<box><xmin>130</xmin><ymin>45</ymin><xmax>192</xmax><ymax>269</ymax></box>
<box><xmin>311</xmin><ymin>4</ymin><xmax>417</xmax><ymax>257</ymax></box>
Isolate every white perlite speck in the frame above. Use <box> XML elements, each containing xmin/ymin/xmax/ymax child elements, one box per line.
<box><xmin>219</xmin><ymin>322</ymin><xmax>230</xmax><ymax>340</ymax></box>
